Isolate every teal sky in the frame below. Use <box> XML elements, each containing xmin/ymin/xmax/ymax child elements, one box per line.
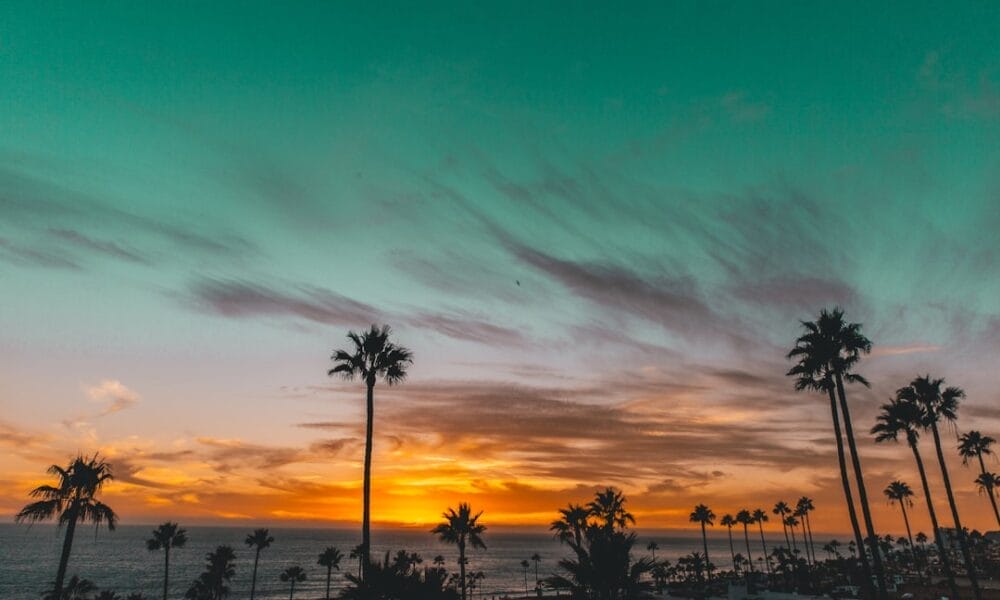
<box><xmin>1</xmin><ymin>3</ymin><xmax>999</xmax><ymax>529</ymax></box>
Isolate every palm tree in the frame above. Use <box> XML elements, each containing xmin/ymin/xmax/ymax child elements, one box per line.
<box><xmin>186</xmin><ymin>545</ymin><xmax>236</xmax><ymax>600</ymax></box>
<box><xmin>689</xmin><ymin>504</ymin><xmax>715</xmax><ymax>581</ymax></box>
<box><xmin>784</xmin><ymin>515</ymin><xmax>799</xmax><ymax>554</ymax></box>
<box><xmin>796</xmin><ymin>498</ymin><xmax>817</xmax><ymax>564</ymax></box>
<box><xmin>872</xmin><ymin>396</ymin><xmax>959</xmax><ymax>600</ymax></box>
<box><xmin>751</xmin><ymin>509</ymin><xmax>772</xmax><ymax>574</ymax></box>
<box><xmin>787</xmin><ymin>308</ymin><xmax>885</xmax><ymax>599</ymax></box>
<box><xmin>245</xmin><ymin>528</ymin><xmax>274</xmax><ymax>600</ymax></box>
<box><xmin>551</xmin><ymin>504</ymin><xmax>589</xmax><ymax>547</ymax></box>
<box><xmin>531</xmin><ymin>553</ymin><xmax>541</xmax><ymax>589</ymax></box>
<box><xmin>772</xmin><ymin>501</ymin><xmax>792</xmax><ymax>551</ymax></box>
<box><xmin>959</xmin><ymin>431</ymin><xmax>1000</xmax><ymax>526</ymax></box>
<box><xmin>16</xmin><ymin>454</ymin><xmax>118</xmax><ymax>598</ymax></box>
<box><xmin>977</xmin><ymin>472</ymin><xmax>1000</xmax><ymax>520</ymax></box>
<box><xmin>328</xmin><ymin>325</ymin><xmax>413</xmax><ymax>577</ymax></box>
<box><xmin>898</xmin><ymin>376</ymin><xmax>982</xmax><ymax>600</ymax></box>
<box><xmin>349</xmin><ymin>544</ymin><xmax>365</xmax><ymax>579</ymax></box>
<box><xmin>721</xmin><ymin>515</ymin><xmax>738</xmax><ymax>574</ymax></box>
<box><xmin>146</xmin><ymin>522</ymin><xmax>188</xmax><ymax>600</ymax></box>
<box><xmin>647</xmin><ymin>540</ymin><xmax>659</xmax><ymax>561</ymax></box>
<box><xmin>431</xmin><ymin>502</ymin><xmax>486</xmax><ymax>600</ymax></box>
<box><xmin>52</xmin><ymin>576</ymin><xmax>97</xmax><ymax>600</ymax></box>
<box><xmin>317</xmin><ymin>546</ymin><xmax>342</xmax><ymax>600</ymax></box>
<box><xmin>588</xmin><ymin>487</ymin><xmax>635</xmax><ymax>530</ymax></box>
<box><xmin>279</xmin><ymin>566</ymin><xmax>306</xmax><ymax>600</ymax></box>
<box><xmin>520</xmin><ymin>559</ymin><xmax>530</xmax><ymax>596</ymax></box>
<box><xmin>736</xmin><ymin>510</ymin><xmax>754</xmax><ymax>574</ymax></box>
<box><xmin>883</xmin><ymin>481</ymin><xmax>918</xmax><ymax>577</ymax></box>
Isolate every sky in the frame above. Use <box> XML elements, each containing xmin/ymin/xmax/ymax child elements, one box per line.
<box><xmin>1</xmin><ymin>2</ymin><xmax>1000</xmax><ymax>535</ymax></box>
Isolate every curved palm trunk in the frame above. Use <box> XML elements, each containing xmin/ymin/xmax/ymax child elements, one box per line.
<box><xmin>250</xmin><ymin>549</ymin><xmax>261</xmax><ymax>600</ymax></box>
<box><xmin>163</xmin><ymin>546</ymin><xmax>170</xmax><ymax>600</ymax></box>
<box><xmin>742</xmin><ymin>524</ymin><xmax>754</xmax><ymax>573</ymax></box>
<box><xmin>803</xmin><ymin>514</ymin><xmax>816</xmax><ymax>564</ymax></box>
<box><xmin>53</xmin><ymin>504</ymin><xmax>80</xmax><ymax>596</ymax></box>
<box><xmin>827</xmin><ymin>387</ymin><xmax>874</xmax><ymax>599</ymax></box>
<box><xmin>289</xmin><ymin>580</ymin><xmax>296</xmax><ymax>600</ymax></box>
<box><xmin>458</xmin><ymin>540</ymin><xmax>467</xmax><ymax>600</ymax></box>
<box><xmin>701</xmin><ymin>522</ymin><xmax>711</xmax><ymax>581</ymax></box>
<box><xmin>362</xmin><ymin>380</ymin><xmax>375</xmax><ymax>579</ymax></box>
<box><xmin>896</xmin><ymin>499</ymin><xmax>920</xmax><ymax>583</ymax></box>
<box><xmin>931</xmin><ymin>423</ymin><xmax>982</xmax><ymax>600</ymax></box>
<box><xmin>727</xmin><ymin>527</ymin><xmax>737</xmax><ymax>574</ymax></box>
<box><xmin>325</xmin><ymin>565</ymin><xmax>332</xmax><ymax>600</ymax></box>
<box><xmin>790</xmin><ymin>524</ymin><xmax>798</xmax><ymax>554</ymax></box>
<box><xmin>756</xmin><ymin>522</ymin><xmax>772</xmax><ymax>574</ymax></box>
<box><xmin>780</xmin><ymin>519</ymin><xmax>790</xmax><ymax>550</ymax></box>
<box><xmin>975</xmin><ymin>452</ymin><xmax>1000</xmax><ymax>526</ymax></box>
<box><xmin>834</xmin><ymin>375</ymin><xmax>888</xmax><ymax>600</ymax></box>
<box><xmin>799</xmin><ymin>520</ymin><xmax>810</xmax><ymax>564</ymax></box>
<box><xmin>909</xmin><ymin>437</ymin><xmax>960</xmax><ymax>600</ymax></box>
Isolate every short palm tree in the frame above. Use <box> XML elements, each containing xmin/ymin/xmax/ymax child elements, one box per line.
<box><xmin>531</xmin><ymin>553</ymin><xmax>541</xmax><ymax>589</ymax></box>
<box><xmin>520</xmin><ymin>559</ymin><xmax>530</xmax><ymax>596</ymax></box>
<box><xmin>647</xmin><ymin>540</ymin><xmax>659</xmax><ymax>561</ymax></box>
<box><xmin>280</xmin><ymin>566</ymin><xmax>306</xmax><ymax>600</ymax></box>
<box><xmin>349</xmin><ymin>544</ymin><xmax>365</xmax><ymax>579</ymax></box>
<box><xmin>431</xmin><ymin>502</ymin><xmax>486</xmax><ymax>600</ymax></box>
<box><xmin>720</xmin><ymin>515</ymin><xmax>737</xmax><ymax>574</ymax></box>
<box><xmin>751</xmin><ymin>509</ymin><xmax>772</xmax><ymax>574</ymax></box>
<box><xmin>872</xmin><ymin>396</ymin><xmax>959</xmax><ymax>600</ymax></box>
<box><xmin>16</xmin><ymin>454</ymin><xmax>118</xmax><ymax>598</ymax></box>
<box><xmin>551</xmin><ymin>504</ymin><xmax>589</xmax><ymax>547</ymax></box>
<box><xmin>689</xmin><ymin>504</ymin><xmax>715</xmax><ymax>581</ymax></box>
<box><xmin>53</xmin><ymin>576</ymin><xmax>97</xmax><ymax>600</ymax></box>
<box><xmin>328</xmin><ymin>325</ymin><xmax>412</xmax><ymax>578</ymax></box>
<box><xmin>959</xmin><ymin>430</ymin><xmax>1000</xmax><ymax>526</ymax></box>
<box><xmin>317</xmin><ymin>546</ymin><xmax>342</xmax><ymax>600</ymax></box>
<box><xmin>588</xmin><ymin>488</ymin><xmax>634</xmax><ymax>530</ymax></box>
<box><xmin>883</xmin><ymin>481</ymin><xmax>919</xmax><ymax>580</ymax></box>
<box><xmin>787</xmin><ymin>308</ymin><xmax>886</xmax><ymax>599</ymax></box>
<box><xmin>146</xmin><ymin>522</ymin><xmax>188</xmax><ymax>600</ymax></box>
<box><xmin>245</xmin><ymin>528</ymin><xmax>274</xmax><ymax>600</ymax></box>
<box><xmin>735</xmin><ymin>510</ymin><xmax>754</xmax><ymax>573</ymax></box>
<box><xmin>185</xmin><ymin>545</ymin><xmax>236</xmax><ymax>600</ymax></box>
<box><xmin>897</xmin><ymin>375</ymin><xmax>982</xmax><ymax>600</ymax></box>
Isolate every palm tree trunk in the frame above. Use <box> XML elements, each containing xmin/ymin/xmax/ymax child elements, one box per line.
<box><xmin>781</xmin><ymin>519</ymin><xmax>790</xmax><ymax>550</ymax></box>
<box><xmin>931</xmin><ymin>423</ymin><xmax>982</xmax><ymax>600</ymax></box>
<box><xmin>827</xmin><ymin>386</ymin><xmax>874</xmax><ymax>600</ymax></box>
<box><xmin>800</xmin><ymin>520</ymin><xmax>810</xmax><ymax>564</ymax></box>
<box><xmin>789</xmin><ymin>524</ymin><xmax>798</xmax><ymax>554</ymax></box>
<box><xmin>53</xmin><ymin>505</ymin><xmax>79</xmax><ymax>596</ymax></box>
<box><xmin>701</xmin><ymin>522</ymin><xmax>711</xmax><ymax>581</ymax></box>
<box><xmin>325</xmin><ymin>565</ymin><xmax>332</xmax><ymax>600</ymax></box>
<box><xmin>362</xmin><ymin>380</ymin><xmax>375</xmax><ymax>579</ymax></box>
<box><xmin>804</xmin><ymin>513</ymin><xmax>816</xmax><ymax>564</ymax></box>
<box><xmin>910</xmin><ymin>436</ymin><xmax>960</xmax><ymax>600</ymax></box>
<box><xmin>757</xmin><ymin>522</ymin><xmax>772</xmax><ymax>574</ymax></box>
<box><xmin>163</xmin><ymin>546</ymin><xmax>170</xmax><ymax>600</ymax></box>
<box><xmin>742</xmin><ymin>524</ymin><xmax>754</xmax><ymax>573</ymax></box>
<box><xmin>289</xmin><ymin>580</ymin><xmax>295</xmax><ymax>600</ymax></box>
<box><xmin>727</xmin><ymin>527</ymin><xmax>737</xmax><ymax>574</ymax></box>
<box><xmin>251</xmin><ymin>550</ymin><xmax>260</xmax><ymax>600</ymax></box>
<box><xmin>834</xmin><ymin>375</ymin><xmax>888</xmax><ymax>600</ymax></box>
<box><xmin>459</xmin><ymin>541</ymin><xmax>467</xmax><ymax>600</ymax></box>
<box><xmin>976</xmin><ymin>453</ymin><xmax>1000</xmax><ymax>527</ymax></box>
<box><xmin>898</xmin><ymin>499</ymin><xmax>920</xmax><ymax>583</ymax></box>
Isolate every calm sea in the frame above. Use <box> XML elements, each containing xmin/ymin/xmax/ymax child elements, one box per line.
<box><xmin>0</xmin><ymin>524</ymin><xmax>803</xmax><ymax>599</ymax></box>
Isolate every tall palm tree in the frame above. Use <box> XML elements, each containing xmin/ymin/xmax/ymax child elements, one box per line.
<box><xmin>784</xmin><ymin>515</ymin><xmax>799</xmax><ymax>554</ymax></box>
<box><xmin>796</xmin><ymin>497</ymin><xmax>817</xmax><ymax>564</ymax></box>
<box><xmin>146</xmin><ymin>522</ymin><xmax>188</xmax><ymax>600</ymax></box>
<box><xmin>883</xmin><ymin>481</ymin><xmax>918</xmax><ymax>579</ymax></box>
<box><xmin>16</xmin><ymin>454</ymin><xmax>118</xmax><ymax>598</ymax></box>
<box><xmin>721</xmin><ymin>515</ymin><xmax>738</xmax><ymax>574</ymax></box>
<box><xmin>531</xmin><ymin>553</ymin><xmax>541</xmax><ymax>589</ymax></box>
<box><xmin>958</xmin><ymin>431</ymin><xmax>1000</xmax><ymax>526</ymax></box>
<box><xmin>279</xmin><ymin>566</ymin><xmax>306</xmax><ymax>600</ymax></box>
<box><xmin>431</xmin><ymin>502</ymin><xmax>486</xmax><ymax>600</ymax></box>
<box><xmin>245</xmin><ymin>528</ymin><xmax>274</xmax><ymax>600</ymax></box>
<box><xmin>317</xmin><ymin>546</ymin><xmax>342</xmax><ymax>600</ymax></box>
<box><xmin>751</xmin><ymin>509</ymin><xmax>772</xmax><ymax>574</ymax></box>
<box><xmin>897</xmin><ymin>375</ymin><xmax>982</xmax><ymax>600</ymax></box>
<box><xmin>551</xmin><ymin>504</ymin><xmax>590</xmax><ymax>547</ymax></box>
<box><xmin>788</xmin><ymin>308</ymin><xmax>885</xmax><ymax>599</ymax></box>
<box><xmin>646</xmin><ymin>540</ymin><xmax>659</xmax><ymax>561</ymax></box>
<box><xmin>872</xmin><ymin>396</ymin><xmax>959</xmax><ymax>600</ymax></box>
<box><xmin>520</xmin><ymin>559</ymin><xmax>530</xmax><ymax>596</ymax></box>
<box><xmin>772</xmin><ymin>502</ymin><xmax>792</xmax><ymax>551</ymax></box>
<box><xmin>689</xmin><ymin>504</ymin><xmax>715</xmax><ymax>581</ymax></box>
<box><xmin>328</xmin><ymin>324</ymin><xmax>413</xmax><ymax>577</ymax></box>
<box><xmin>735</xmin><ymin>509</ymin><xmax>754</xmax><ymax>574</ymax></box>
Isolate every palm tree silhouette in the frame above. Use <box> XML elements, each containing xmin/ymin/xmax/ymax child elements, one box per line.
<box><xmin>531</xmin><ymin>553</ymin><xmax>541</xmax><ymax>589</ymax></box>
<box><xmin>751</xmin><ymin>509</ymin><xmax>772</xmax><ymax>574</ymax></box>
<box><xmin>872</xmin><ymin>396</ymin><xmax>959</xmax><ymax>600</ymax></box>
<box><xmin>720</xmin><ymin>515</ymin><xmax>737</xmax><ymax>574</ymax></box>
<box><xmin>279</xmin><ymin>566</ymin><xmax>306</xmax><ymax>600</ymax></box>
<box><xmin>689</xmin><ymin>504</ymin><xmax>715</xmax><ymax>581</ymax></box>
<box><xmin>52</xmin><ymin>575</ymin><xmax>97</xmax><ymax>600</ymax></box>
<box><xmin>245</xmin><ymin>528</ymin><xmax>274</xmax><ymax>600</ymax></box>
<box><xmin>431</xmin><ymin>502</ymin><xmax>486</xmax><ymax>600</ymax></box>
<box><xmin>520</xmin><ymin>559</ymin><xmax>530</xmax><ymax>596</ymax></box>
<box><xmin>146</xmin><ymin>522</ymin><xmax>188</xmax><ymax>600</ymax></box>
<box><xmin>795</xmin><ymin>498</ymin><xmax>817</xmax><ymax>564</ymax></box>
<box><xmin>788</xmin><ymin>308</ymin><xmax>885</xmax><ymax>599</ymax></box>
<box><xmin>958</xmin><ymin>430</ymin><xmax>1000</xmax><ymax>526</ymax></box>
<box><xmin>735</xmin><ymin>509</ymin><xmax>754</xmax><ymax>574</ymax></box>
<box><xmin>588</xmin><ymin>487</ymin><xmax>635</xmax><ymax>530</ymax></box>
<box><xmin>185</xmin><ymin>545</ymin><xmax>236</xmax><ymax>600</ymax></box>
<box><xmin>772</xmin><ymin>501</ymin><xmax>792</xmax><ymax>551</ymax></box>
<box><xmin>784</xmin><ymin>515</ymin><xmax>799</xmax><ymax>554</ymax></box>
<box><xmin>317</xmin><ymin>546</ymin><xmax>343</xmax><ymax>600</ymax></box>
<box><xmin>883</xmin><ymin>481</ymin><xmax>919</xmax><ymax>580</ymax></box>
<box><xmin>646</xmin><ymin>540</ymin><xmax>659</xmax><ymax>561</ymax></box>
<box><xmin>349</xmin><ymin>544</ymin><xmax>365</xmax><ymax>579</ymax></box>
<box><xmin>551</xmin><ymin>504</ymin><xmax>589</xmax><ymax>547</ymax></box>
<box><xmin>328</xmin><ymin>324</ymin><xmax>412</xmax><ymax>577</ymax></box>
<box><xmin>977</xmin><ymin>472</ymin><xmax>1000</xmax><ymax>522</ymax></box>
<box><xmin>16</xmin><ymin>454</ymin><xmax>117</xmax><ymax>598</ymax></box>
<box><xmin>897</xmin><ymin>375</ymin><xmax>981</xmax><ymax>600</ymax></box>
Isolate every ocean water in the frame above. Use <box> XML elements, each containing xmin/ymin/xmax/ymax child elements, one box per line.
<box><xmin>0</xmin><ymin>524</ymin><xmax>799</xmax><ymax>599</ymax></box>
